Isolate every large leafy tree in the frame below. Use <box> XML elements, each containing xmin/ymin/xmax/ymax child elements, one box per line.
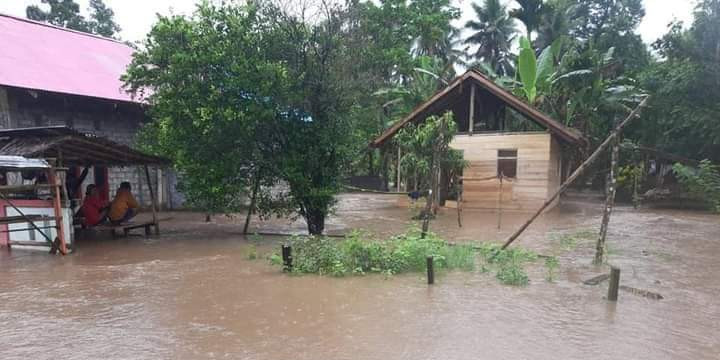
<box><xmin>87</xmin><ymin>0</ymin><xmax>121</xmax><ymax>38</ymax></box>
<box><xmin>464</xmin><ymin>0</ymin><xmax>517</xmax><ymax>76</ymax></box>
<box><xmin>123</xmin><ymin>3</ymin><xmax>288</xmax><ymax>222</ymax></box>
<box><xmin>637</xmin><ymin>0</ymin><xmax>720</xmax><ymax>161</ymax></box>
<box><xmin>27</xmin><ymin>0</ymin><xmax>88</xmax><ymax>32</ymax></box>
<box><xmin>125</xmin><ymin>1</ymin><xmax>373</xmax><ymax>235</ymax></box>
<box><xmin>26</xmin><ymin>0</ymin><xmax>121</xmax><ymax>38</ymax></box>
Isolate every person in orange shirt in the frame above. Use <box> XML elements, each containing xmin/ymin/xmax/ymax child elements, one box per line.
<box><xmin>108</xmin><ymin>182</ymin><xmax>139</xmax><ymax>224</ymax></box>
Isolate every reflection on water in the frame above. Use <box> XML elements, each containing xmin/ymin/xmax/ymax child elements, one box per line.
<box><xmin>1</xmin><ymin>194</ymin><xmax>719</xmax><ymax>359</ymax></box>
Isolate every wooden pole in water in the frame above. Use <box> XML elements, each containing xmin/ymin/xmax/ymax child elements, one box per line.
<box><xmin>426</xmin><ymin>256</ymin><xmax>435</xmax><ymax>284</ymax></box>
<box><xmin>608</xmin><ymin>266</ymin><xmax>620</xmax><ymax>301</ymax></box>
<box><xmin>282</xmin><ymin>245</ymin><xmax>293</xmax><ymax>272</ymax></box>
<box><xmin>595</xmin><ymin>139</ymin><xmax>619</xmax><ymax>265</ymax></box>
<box><xmin>500</xmin><ymin>98</ymin><xmax>649</xmax><ymax>250</ymax></box>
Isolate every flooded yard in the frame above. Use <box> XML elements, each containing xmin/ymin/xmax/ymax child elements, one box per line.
<box><xmin>1</xmin><ymin>193</ymin><xmax>719</xmax><ymax>359</ymax></box>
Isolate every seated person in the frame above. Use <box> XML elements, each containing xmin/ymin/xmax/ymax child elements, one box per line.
<box><xmin>81</xmin><ymin>184</ymin><xmax>109</xmax><ymax>227</ymax></box>
<box><xmin>108</xmin><ymin>182</ymin><xmax>139</xmax><ymax>224</ymax></box>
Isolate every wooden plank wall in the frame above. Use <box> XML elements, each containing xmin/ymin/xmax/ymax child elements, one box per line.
<box><xmin>450</xmin><ymin>132</ymin><xmax>556</xmax><ymax>211</ymax></box>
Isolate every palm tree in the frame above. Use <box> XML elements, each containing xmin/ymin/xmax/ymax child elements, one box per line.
<box><xmin>464</xmin><ymin>0</ymin><xmax>518</xmax><ymax>76</ymax></box>
<box><xmin>509</xmin><ymin>0</ymin><xmax>544</xmax><ymax>42</ymax></box>
<box><xmin>535</xmin><ymin>0</ymin><xmax>571</xmax><ymax>50</ymax></box>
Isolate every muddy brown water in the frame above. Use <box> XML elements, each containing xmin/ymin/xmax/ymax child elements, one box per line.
<box><xmin>1</xmin><ymin>193</ymin><xmax>719</xmax><ymax>359</ymax></box>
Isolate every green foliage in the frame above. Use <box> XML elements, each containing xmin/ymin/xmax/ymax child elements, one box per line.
<box><xmin>395</xmin><ymin>112</ymin><xmax>463</xmax><ymax>191</ymax></box>
<box><xmin>246</xmin><ymin>245</ymin><xmax>258</xmax><ymax>260</ymax></box>
<box><xmin>544</xmin><ymin>256</ymin><xmax>559</xmax><ymax>282</ymax></box>
<box><xmin>496</xmin><ymin>263</ymin><xmax>530</xmax><ymax>286</ymax></box>
<box><xmin>674</xmin><ymin>160</ymin><xmax>720</xmax><ymax>212</ymax></box>
<box><xmin>26</xmin><ymin>0</ymin><xmax>120</xmax><ymax>38</ymax></box>
<box><xmin>464</xmin><ymin>0</ymin><xmax>517</xmax><ymax>76</ymax></box>
<box><xmin>549</xmin><ymin>229</ymin><xmax>596</xmax><ymax>251</ymax></box>
<box><xmin>283</xmin><ymin>228</ymin><xmax>475</xmax><ymax>277</ymax></box>
<box><xmin>475</xmin><ymin>242</ymin><xmax>538</xmax><ymax>286</ymax></box>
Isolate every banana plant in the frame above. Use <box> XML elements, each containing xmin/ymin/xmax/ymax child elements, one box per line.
<box><xmin>516</xmin><ymin>36</ymin><xmax>561</xmax><ymax>104</ymax></box>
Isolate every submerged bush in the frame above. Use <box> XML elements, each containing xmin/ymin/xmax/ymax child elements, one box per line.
<box><xmin>281</xmin><ymin>228</ymin><xmax>475</xmax><ymax>276</ymax></box>
<box><xmin>674</xmin><ymin>160</ymin><xmax>720</xmax><ymax>212</ymax></box>
<box><xmin>273</xmin><ymin>228</ymin><xmax>542</xmax><ymax>286</ymax></box>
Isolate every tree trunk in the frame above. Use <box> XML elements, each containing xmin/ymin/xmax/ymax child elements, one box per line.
<box><xmin>595</xmin><ymin>140</ymin><xmax>619</xmax><ymax>265</ymax></box>
<box><xmin>243</xmin><ymin>173</ymin><xmax>261</xmax><ymax>235</ymax></box>
<box><xmin>305</xmin><ymin>209</ymin><xmax>325</xmax><ymax>236</ymax></box>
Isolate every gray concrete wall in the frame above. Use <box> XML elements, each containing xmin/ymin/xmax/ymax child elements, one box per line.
<box><xmin>0</xmin><ymin>86</ymin><xmax>184</xmax><ymax>209</ymax></box>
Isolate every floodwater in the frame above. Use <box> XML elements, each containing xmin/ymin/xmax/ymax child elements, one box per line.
<box><xmin>1</xmin><ymin>193</ymin><xmax>719</xmax><ymax>359</ymax></box>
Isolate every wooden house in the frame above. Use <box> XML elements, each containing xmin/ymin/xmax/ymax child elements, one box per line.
<box><xmin>371</xmin><ymin>70</ymin><xmax>587</xmax><ymax>211</ymax></box>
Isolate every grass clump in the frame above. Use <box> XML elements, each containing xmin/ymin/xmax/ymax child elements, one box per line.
<box><xmin>276</xmin><ymin>228</ymin><xmax>476</xmax><ymax>277</ymax></box>
<box><xmin>544</xmin><ymin>256</ymin><xmax>559</xmax><ymax>282</ymax></box>
<box><xmin>246</xmin><ymin>245</ymin><xmax>258</xmax><ymax>260</ymax></box>
<box><xmin>475</xmin><ymin>242</ymin><xmax>538</xmax><ymax>286</ymax></box>
<box><xmin>550</xmin><ymin>229</ymin><xmax>595</xmax><ymax>251</ymax></box>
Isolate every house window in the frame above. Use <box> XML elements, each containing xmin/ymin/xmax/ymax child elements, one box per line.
<box><xmin>497</xmin><ymin>149</ymin><xmax>518</xmax><ymax>178</ymax></box>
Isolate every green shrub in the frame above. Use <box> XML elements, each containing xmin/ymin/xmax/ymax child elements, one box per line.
<box><xmin>272</xmin><ymin>228</ymin><xmax>541</xmax><ymax>286</ymax></box>
<box><xmin>674</xmin><ymin>160</ymin><xmax>720</xmax><ymax>212</ymax></box>
<box><xmin>544</xmin><ymin>256</ymin><xmax>559</xmax><ymax>282</ymax></box>
<box><xmin>496</xmin><ymin>263</ymin><xmax>530</xmax><ymax>286</ymax></box>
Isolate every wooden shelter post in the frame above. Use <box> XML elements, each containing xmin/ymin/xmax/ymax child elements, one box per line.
<box><xmin>143</xmin><ymin>165</ymin><xmax>160</xmax><ymax>235</ymax></box>
<box><xmin>47</xmin><ymin>168</ymin><xmax>67</xmax><ymax>254</ymax></box>
<box><xmin>397</xmin><ymin>146</ymin><xmax>402</xmax><ymax>193</ymax></box>
<box><xmin>468</xmin><ymin>83</ymin><xmax>476</xmax><ymax>135</ymax></box>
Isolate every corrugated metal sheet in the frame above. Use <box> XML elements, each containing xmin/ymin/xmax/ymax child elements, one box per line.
<box><xmin>0</xmin><ymin>155</ymin><xmax>50</xmax><ymax>169</ymax></box>
<box><xmin>0</xmin><ymin>13</ymin><xmax>138</xmax><ymax>103</ymax></box>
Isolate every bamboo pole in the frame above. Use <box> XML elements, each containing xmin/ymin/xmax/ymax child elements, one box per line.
<box><xmin>595</xmin><ymin>139</ymin><xmax>619</xmax><ymax>265</ymax></box>
<box><xmin>500</xmin><ymin>98</ymin><xmax>648</xmax><ymax>250</ymax></box>
<box><xmin>143</xmin><ymin>165</ymin><xmax>159</xmax><ymax>235</ymax></box>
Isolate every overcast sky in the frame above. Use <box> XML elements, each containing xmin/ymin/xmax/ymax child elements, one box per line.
<box><xmin>1</xmin><ymin>0</ymin><xmax>697</xmax><ymax>45</ymax></box>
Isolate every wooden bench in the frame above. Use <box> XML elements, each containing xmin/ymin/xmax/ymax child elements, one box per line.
<box><xmin>94</xmin><ymin>221</ymin><xmax>159</xmax><ymax>237</ymax></box>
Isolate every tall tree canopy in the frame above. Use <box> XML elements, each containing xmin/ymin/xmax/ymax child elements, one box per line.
<box><xmin>464</xmin><ymin>0</ymin><xmax>517</xmax><ymax>76</ymax></box>
<box><xmin>26</xmin><ymin>0</ymin><xmax>121</xmax><ymax>38</ymax></box>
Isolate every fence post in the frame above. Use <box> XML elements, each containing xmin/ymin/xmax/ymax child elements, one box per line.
<box><xmin>608</xmin><ymin>266</ymin><xmax>620</xmax><ymax>301</ymax></box>
<box><xmin>426</xmin><ymin>256</ymin><xmax>435</xmax><ymax>285</ymax></box>
<box><xmin>282</xmin><ymin>245</ymin><xmax>293</xmax><ymax>272</ymax></box>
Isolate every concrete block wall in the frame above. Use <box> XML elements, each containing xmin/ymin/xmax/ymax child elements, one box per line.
<box><xmin>0</xmin><ymin>86</ymin><xmax>184</xmax><ymax>209</ymax></box>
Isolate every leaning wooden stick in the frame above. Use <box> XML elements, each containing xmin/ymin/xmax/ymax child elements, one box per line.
<box><xmin>500</xmin><ymin>97</ymin><xmax>649</xmax><ymax>250</ymax></box>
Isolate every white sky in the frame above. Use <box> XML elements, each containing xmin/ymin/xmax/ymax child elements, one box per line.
<box><xmin>1</xmin><ymin>0</ymin><xmax>697</xmax><ymax>44</ymax></box>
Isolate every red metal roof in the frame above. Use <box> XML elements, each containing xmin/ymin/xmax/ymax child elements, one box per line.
<box><xmin>0</xmin><ymin>13</ymin><xmax>137</xmax><ymax>103</ymax></box>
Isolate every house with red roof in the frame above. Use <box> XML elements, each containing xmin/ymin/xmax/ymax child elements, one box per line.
<box><xmin>0</xmin><ymin>13</ymin><xmax>182</xmax><ymax>208</ymax></box>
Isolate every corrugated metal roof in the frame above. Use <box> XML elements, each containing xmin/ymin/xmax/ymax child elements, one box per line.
<box><xmin>0</xmin><ymin>13</ymin><xmax>138</xmax><ymax>103</ymax></box>
<box><xmin>0</xmin><ymin>126</ymin><xmax>169</xmax><ymax>166</ymax></box>
<box><xmin>0</xmin><ymin>155</ymin><xmax>50</xmax><ymax>169</ymax></box>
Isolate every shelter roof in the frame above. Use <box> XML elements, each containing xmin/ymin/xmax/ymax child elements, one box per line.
<box><xmin>0</xmin><ymin>155</ymin><xmax>50</xmax><ymax>169</ymax></box>
<box><xmin>0</xmin><ymin>13</ymin><xmax>137</xmax><ymax>103</ymax></box>
<box><xmin>371</xmin><ymin>69</ymin><xmax>587</xmax><ymax>147</ymax></box>
<box><xmin>0</xmin><ymin>126</ymin><xmax>169</xmax><ymax>167</ymax></box>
